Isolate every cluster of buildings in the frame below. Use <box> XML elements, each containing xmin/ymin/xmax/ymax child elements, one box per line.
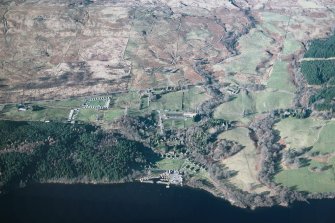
<box><xmin>139</xmin><ymin>170</ymin><xmax>183</xmax><ymax>187</ymax></box>
<box><xmin>162</xmin><ymin>112</ymin><xmax>197</xmax><ymax>120</ymax></box>
<box><xmin>159</xmin><ymin>170</ymin><xmax>183</xmax><ymax>186</ymax></box>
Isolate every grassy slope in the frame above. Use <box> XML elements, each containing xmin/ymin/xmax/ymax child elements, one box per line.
<box><xmin>220</xmin><ymin>127</ymin><xmax>270</xmax><ymax>193</ymax></box>
<box><xmin>214</xmin><ymin>89</ymin><xmax>294</xmax><ymax>121</ymax></box>
<box><xmin>252</xmin><ymin>90</ymin><xmax>294</xmax><ymax>113</ymax></box>
<box><xmin>0</xmin><ymin>104</ymin><xmax>69</xmax><ymax>122</ymax></box>
<box><xmin>275</xmin><ymin>159</ymin><xmax>335</xmax><ymax>193</ymax></box>
<box><xmin>275</xmin><ymin>117</ymin><xmax>325</xmax><ymax>149</ymax></box>
<box><xmin>267</xmin><ymin>61</ymin><xmax>296</xmax><ymax>92</ymax></box>
<box><xmin>275</xmin><ymin>118</ymin><xmax>335</xmax><ymax>192</ymax></box>
<box><xmin>214</xmin><ymin>91</ymin><xmax>255</xmax><ymax>122</ymax></box>
<box><xmin>221</xmin><ymin>28</ymin><xmax>273</xmax><ymax>76</ymax></box>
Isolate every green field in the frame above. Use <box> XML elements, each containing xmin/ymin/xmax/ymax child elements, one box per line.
<box><xmin>85</xmin><ymin>100</ymin><xmax>107</xmax><ymax>107</ymax></box>
<box><xmin>0</xmin><ymin>98</ymin><xmax>86</xmax><ymax>122</ymax></box>
<box><xmin>147</xmin><ymin>87</ymin><xmax>210</xmax><ymax>112</ymax></box>
<box><xmin>275</xmin><ymin>159</ymin><xmax>335</xmax><ymax>193</ymax></box>
<box><xmin>77</xmin><ymin>109</ymin><xmax>100</xmax><ymax>122</ymax></box>
<box><xmin>103</xmin><ymin>109</ymin><xmax>124</xmax><ymax>121</ymax></box>
<box><xmin>163</xmin><ymin>119</ymin><xmax>194</xmax><ymax>129</ymax></box>
<box><xmin>115</xmin><ymin>91</ymin><xmax>141</xmax><ymax>109</ymax></box>
<box><xmin>276</xmin><ymin>117</ymin><xmax>335</xmax><ymax>153</ymax></box>
<box><xmin>312</xmin><ymin>122</ymin><xmax>335</xmax><ymax>153</ymax></box>
<box><xmin>36</xmin><ymin>98</ymin><xmax>82</xmax><ymax>108</ymax></box>
<box><xmin>216</xmin><ymin>28</ymin><xmax>273</xmax><ymax>77</ymax></box>
<box><xmin>267</xmin><ymin>61</ymin><xmax>296</xmax><ymax>92</ymax></box>
<box><xmin>214</xmin><ymin>90</ymin><xmax>255</xmax><ymax>122</ymax></box>
<box><xmin>214</xmin><ymin>88</ymin><xmax>294</xmax><ymax>121</ymax></box>
<box><xmin>0</xmin><ymin>104</ymin><xmax>69</xmax><ymax>122</ymax></box>
<box><xmin>274</xmin><ymin>118</ymin><xmax>335</xmax><ymax>192</ymax></box>
<box><xmin>183</xmin><ymin>87</ymin><xmax>211</xmax><ymax>111</ymax></box>
<box><xmin>77</xmin><ymin>108</ymin><xmax>125</xmax><ymax>123</ymax></box>
<box><xmin>155</xmin><ymin>158</ymin><xmax>185</xmax><ymax>170</ymax></box>
<box><xmin>150</xmin><ymin>91</ymin><xmax>183</xmax><ymax>111</ymax></box>
<box><xmin>282</xmin><ymin>33</ymin><xmax>303</xmax><ymax>56</ymax></box>
<box><xmin>252</xmin><ymin>90</ymin><xmax>294</xmax><ymax>113</ymax></box>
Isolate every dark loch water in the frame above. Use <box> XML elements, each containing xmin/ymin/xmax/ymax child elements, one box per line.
<box><xmin>0</xmin><ymin>183</ymin><xmax>334</xmax><ymax>223</ymax></box>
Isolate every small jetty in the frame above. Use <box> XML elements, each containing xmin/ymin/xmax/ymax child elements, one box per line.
<box><xmin>138</xmin><ymin>170</ymin><xmax>183</xmax><ymax>188</ymax></box>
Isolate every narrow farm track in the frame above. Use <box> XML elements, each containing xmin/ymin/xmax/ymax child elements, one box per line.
<box><xmin>300</xmin><ymin>57</ymin><xmax>335</xmax><ymax>61</ymax></box>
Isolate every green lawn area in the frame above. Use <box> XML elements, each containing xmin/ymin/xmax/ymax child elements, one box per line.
<box><xmin>267</xmin><ymin>61</ymin><xmax>296</xmax><ymax>92</ymax></box>
<box><xmin>155</xmin><ymin>158</ymin><xmax>185</xmax><ymax>170</ymax></box>
<box><xmin>77</xmin><ymin>109</ymin><xmax>100</xmax><ymax>122</ymax></box>
<box><xmin>103</xmin><ymin>109</ymin><xmax>124</xmax><ymax>121</ymax></box>
<box><xmin>85</xmin><ymin>100</ymin><xmax>107</xmax><ymax>107</ymax></box>
<box><xmin>115</xmin><ymin>91</ymin><xmax>141</xmax><ymax>109</ymax></box>
<box><xmin>150</xmin><ymin>91</ymin><xmax>183</xmax><ymax>111</ymax></box>
<box><xmin>163</xmin><ymin>119</ymin><xmax>194</xmax><ymax>129</ymax></box>
<box><xmin>42</xmin><ymin>99</ymin><xmax>83</xmax><ymax>108</ymax></box>
<box><xmin>37</xmin><ymin>98</ymin><xmax>82</xmax><ymax>108</ymax></box>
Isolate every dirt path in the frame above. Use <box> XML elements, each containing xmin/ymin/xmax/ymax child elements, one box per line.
<box><xmin>300</xmin><ymin>57</ymin><xmax>335</xmax><ymax>61</ymax></box>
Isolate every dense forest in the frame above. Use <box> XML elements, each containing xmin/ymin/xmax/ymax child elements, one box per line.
<box><xmin>0</xmin><ymin>121</ymin><xmax>156</xmax><ymax>191</ymax></box>
<box><xmin>301</xmin><ymin>34</ymin><xmax>335</xmax><ymax>111</ymax></box>
<box><xmin>301</xmin><ymin>60</ymin><xmax>335</xmax><ymax>85</ymax></box>
<box><xmin>304</xmin><ymin>34</ymin><xmax>335</xmax><ymax>58</ymax></box>
<box><xmin>309</xmin><ymin>87</ymin><xmax>335</xmax><ymax>111</ymax></box>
